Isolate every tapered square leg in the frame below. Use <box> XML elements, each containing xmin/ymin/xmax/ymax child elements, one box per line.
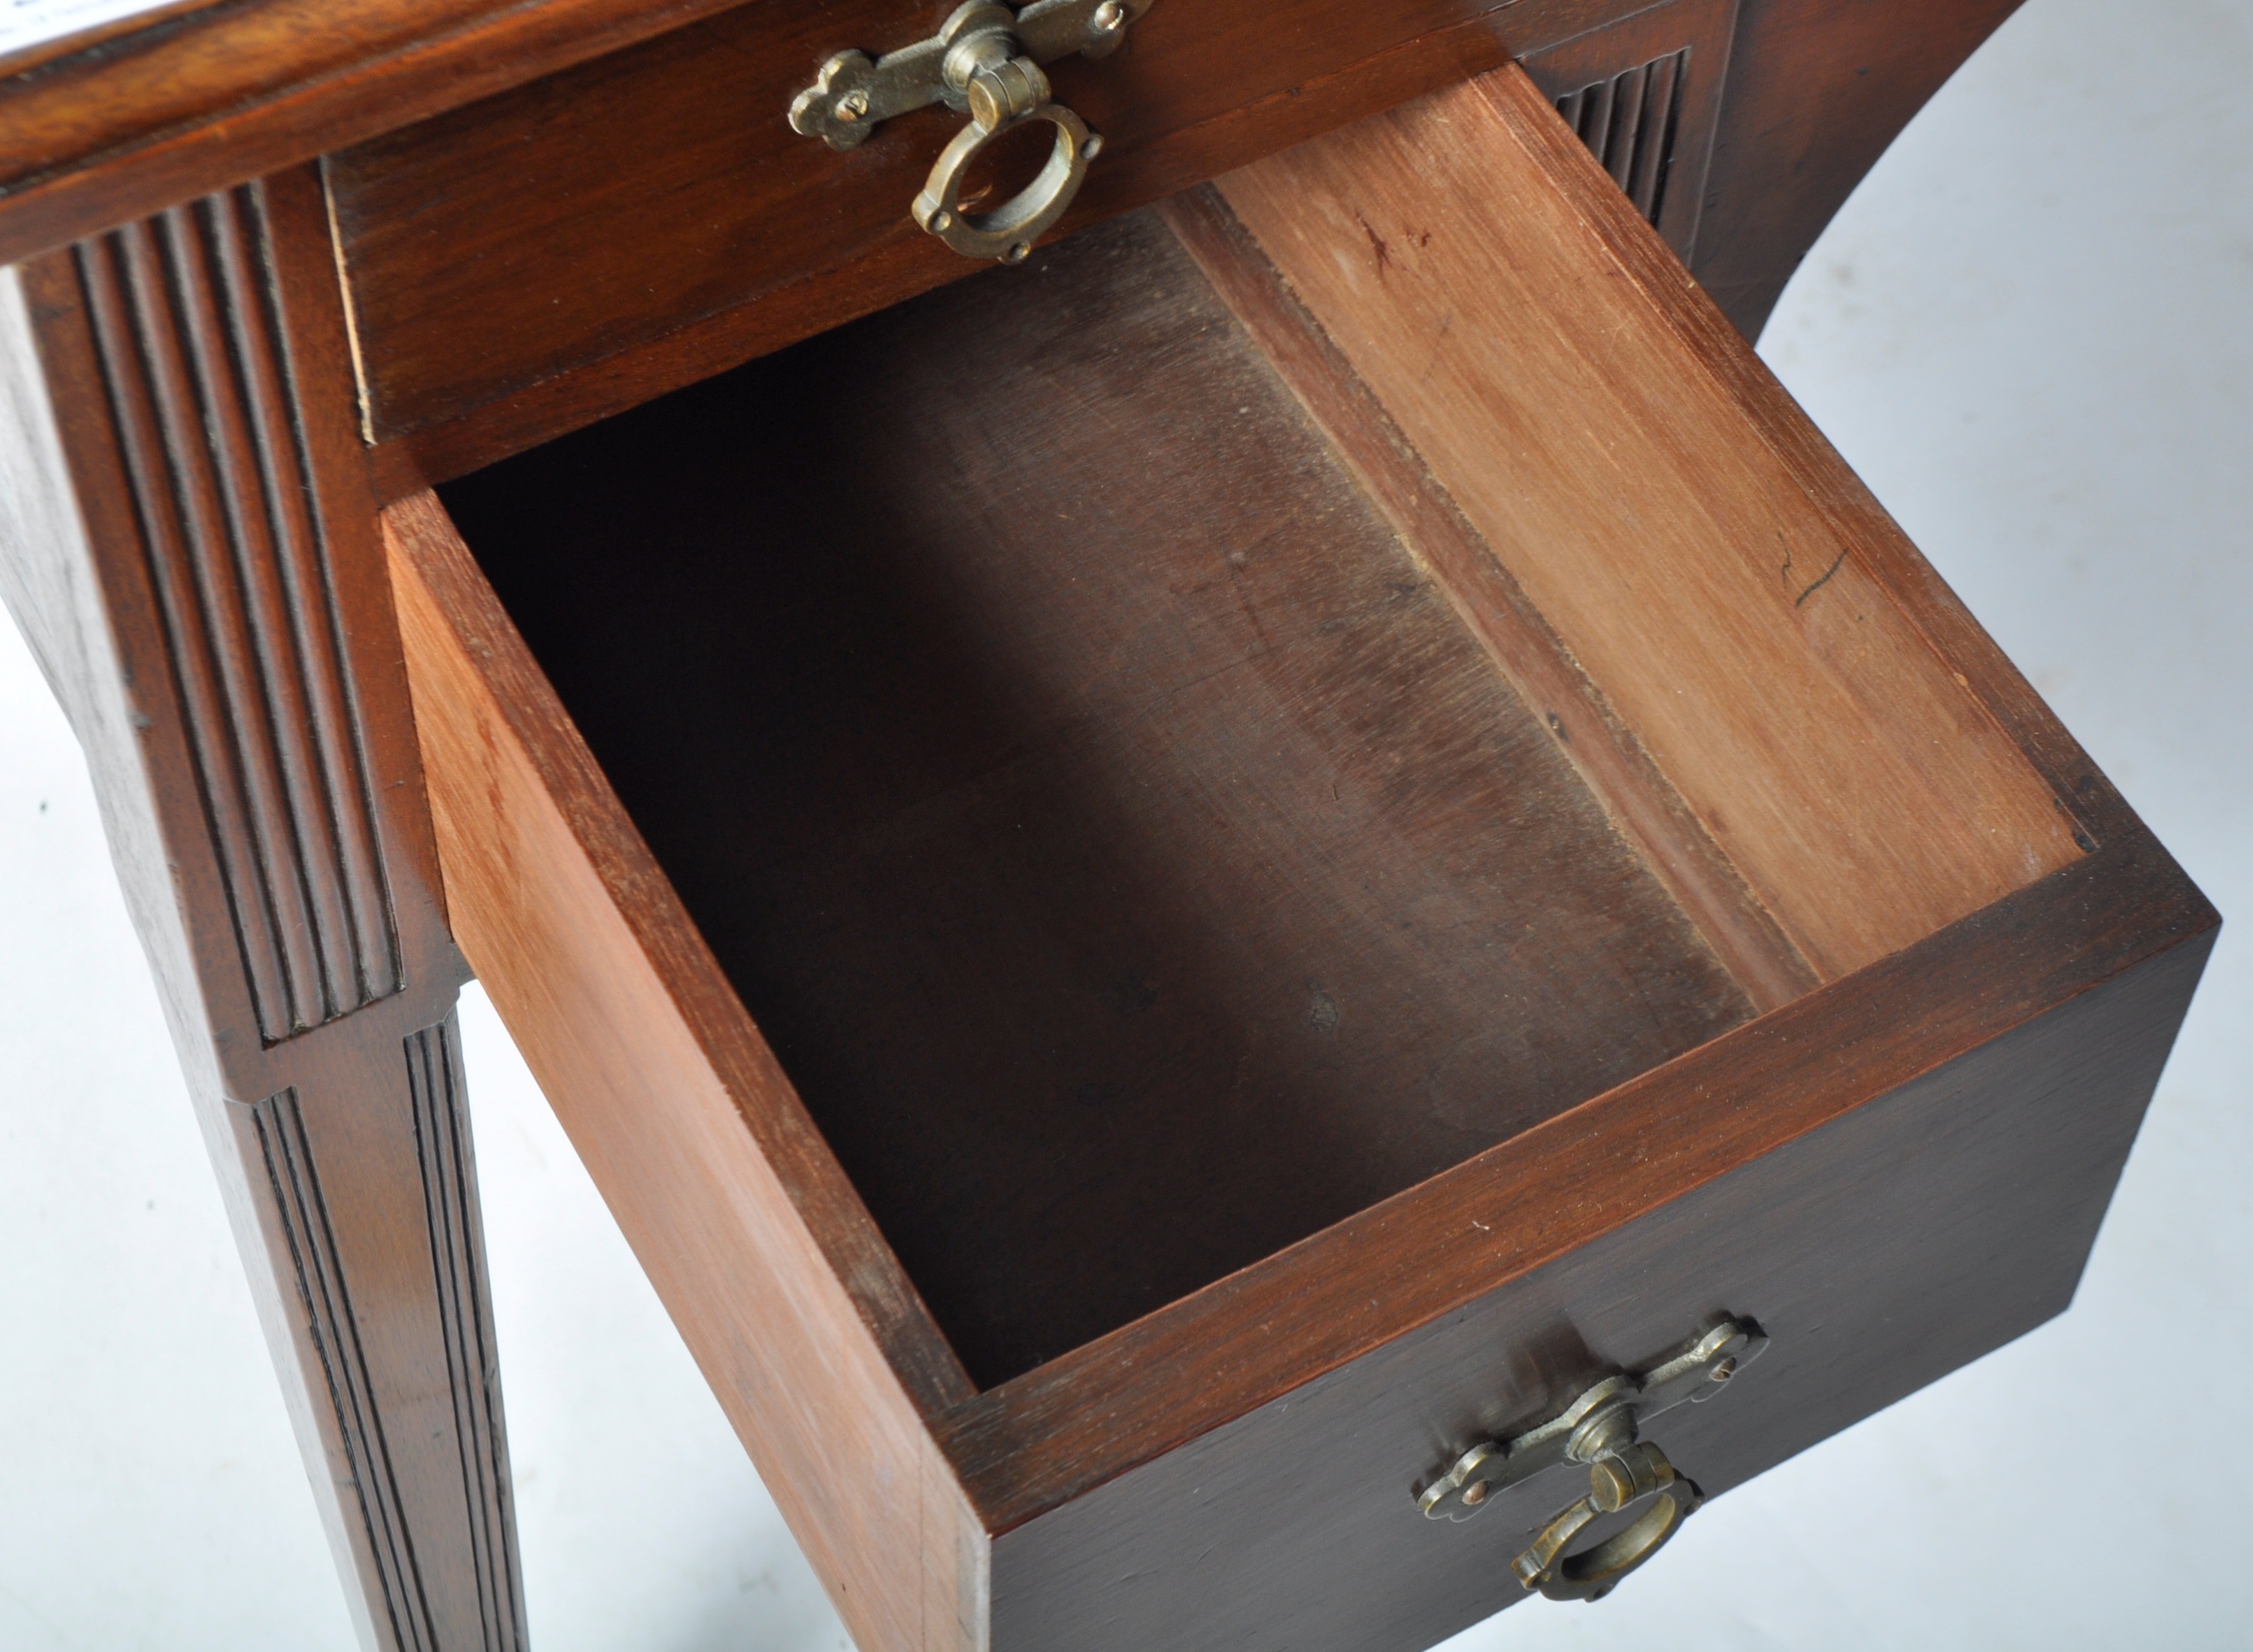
<box><xmin>0</xmin><ymin>166</ymin><xmax>527</xmax><ymax>1651</ymax></box>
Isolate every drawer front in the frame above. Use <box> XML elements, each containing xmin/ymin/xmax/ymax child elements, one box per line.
<box><xmin>327</xmin><ymin>0</ymin><xmax>1739</xmax><ymax>486</ymax></box>
<box><xmin>985</xmin><ymin>939</ymin><xmax>2202</xmax><ymax>1650</ymax></box>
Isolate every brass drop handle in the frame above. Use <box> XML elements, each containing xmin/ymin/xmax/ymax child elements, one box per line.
<box><xmin>788</xmin><ymin>0</ymin><xmax>1151</xmax><ymax>265</ymax></box>
<box><xmin>1511</xmin><ymin>1439</ymin><xmax>1702</xmax><ymax>1603</ymax></box>
<box><xmin>911</xmin><ymin>50</ymin><xmax>1101</xmax><ymax>263</ymax></box>
<box><xmin>1415</xmin><ymin>1319</ymin><xmax>1766</xmax><ymax>1604</ymax></box>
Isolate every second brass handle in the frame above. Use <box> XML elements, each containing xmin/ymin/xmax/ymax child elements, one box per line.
<box><xmin>1511</xmin><ymin>1439</ymin><xmax>1702</xmax><ymax>1603</ymax></box>
<box><xmin>1414</xmin><ymin>1319</ymin><xmax>1766</xmax><ymax>1605</ymax></box>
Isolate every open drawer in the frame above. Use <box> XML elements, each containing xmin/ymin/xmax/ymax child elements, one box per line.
<box><xmin>380</xmin><ymin>63</ymin><xmax>2211</xmax><ymax>1652</ymax></box>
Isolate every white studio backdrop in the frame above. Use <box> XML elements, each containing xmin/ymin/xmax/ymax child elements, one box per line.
<box><xmin>2</xmin><ymin>0</ymin><xmax>2247</xmax><ymax>1645</ymax></box>
<box><xmin>0</xmin><ymin>0</ymin><xmax>169</xmax><ymax>56</ymax></box>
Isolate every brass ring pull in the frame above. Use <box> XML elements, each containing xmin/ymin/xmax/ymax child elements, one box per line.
<box><xmin>1511</xmin><ymin>1441</ymin><xmax>1704</xmax><ymax>1603</ymax></box>
<box><xmin>1412</xmin><ymin>1319</ymin><xmax>1767</xmax><ymax>1606</ymax></box>
<box><xmin>913</xmin><ymin>92</ymin><xmax>1101</xmax><ymax>264</ymax></box>
<box><xmin>789</xmin><ymin>0</ymin><xmax>1145</xmax><ymax>265</ymax></box>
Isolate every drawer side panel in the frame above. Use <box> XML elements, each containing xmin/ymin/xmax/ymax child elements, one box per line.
<box><xmin>384</xmin><ymin>492</ymin><xmax>985</xmax><ymax>1652</ymax></box>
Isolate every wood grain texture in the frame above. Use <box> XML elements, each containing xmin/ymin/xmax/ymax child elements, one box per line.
<box><xmin>333</xmin><ymin>0</ymin><xmax>1671</xmax><ymax>493</ymax></box>
<box><xmin>438</xmin><ymin>207</ymin><xmax>1756</xmax><ymax>1387</ymax></box>
<box><xmin>1159</xmin><ymin>183</ymin><xmax>1818</xmax><ymax>1012</ymax></box>
<box><xmin>1217</xmin><ymin>63</ymin><xmax>2084</xmax><ymax>981</ymax></box>
<box><xmin>1693</xmin><ymin>0</ymin><xmax>2028</xmax><ymax>338</ymax></box>
<box><xmin>383</xmin><ymin>491</ymin><xmax>986</xmax><ymax>1652</ymax></box>
<box><xmin>401</xmin><ymin>227</ymin><xmax>2215</xmax><ymax>1636</ymax></box>
<box><xmin>0</xmin><ymin>0</ymin><xmax>770</xmax><ymax>267</ymax></box>
<box><xmin>3</xmin><ymin>168</ymin><xmax>526</xmax><ymax>1652</ymax></box>
<box><xmin>0</xmin><ymin>0</ymin><xmax>2022</xmax><ymax>420</ymax></box>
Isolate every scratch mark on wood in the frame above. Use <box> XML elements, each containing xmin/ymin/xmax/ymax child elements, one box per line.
<box><xmin>1356</xmin><ymin>212</ymin><xmax>1390</xmax><ymax>272</ymax></box>
<box><xmin>1795</xmin><ymin>548</ymin><xmax>1849</xmax><ymax>608</ymax></box>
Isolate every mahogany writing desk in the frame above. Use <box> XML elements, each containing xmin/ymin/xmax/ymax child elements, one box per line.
<box><xmin>0</xmin><ymin>2</ymin><xmax>2215</xmax><ymax>1647</ymax></box>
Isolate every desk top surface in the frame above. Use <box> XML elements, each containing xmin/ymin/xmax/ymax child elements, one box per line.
<box><xmin>0</xmin><ymin>0</ymin><xmax>765</xmax><ymax>264</ymax></box>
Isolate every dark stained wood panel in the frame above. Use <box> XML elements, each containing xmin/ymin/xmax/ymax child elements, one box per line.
<box><xmin>18</xmin><ymin>166</ymin><xmax>459</xmax><ymax>1077</ymax></box>
<box><xmin>333</xmin><ymin>0</ymin><xmax>1681</xmax><ymax>490</ymax></box>
<box><xmin>3</xmin><ymin>4</ymin><xmax>2187</xmax><ymax>1645</ymax></box>
<box><xmin>980</xmin><ymin>923</ymin><xmax>2213</xmax><ymax>1649</ymax></box>
<box><xmin>934</xmin><ymin>807</ymin><xmax>2214</xmax><ymax>1527</ymax></box>
<box><xmin>439</xmin><ymin>208</ymin><xmax>1756</xmax><ymax>1387</ymax></box>
<box><xmin>0</xmin><ymin>0</ymin><xmax>2033</xmax><ymax>408</ymax></box>
<box><xmin>903</xmin><ymin>62</ymin><xmax>2208</xmax><ymax>1541</ymax></box>
<box><xmin>245</xmin><ymin>1082</ymin><xmax>432</xmax><ymax>1642</ymax></box>
<box><xmin>399</xmin><ymin>1015</ymin><xmax>524</xmax><ymax>1652</ymax></box>
<box><xmin>1556</xmin><ymin>49</ymin><xmax>1691</xmax><ymax>224</ymax></box>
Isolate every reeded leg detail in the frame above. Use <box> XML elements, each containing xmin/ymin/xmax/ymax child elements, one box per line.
<box><xmin>1</xmin><ymin>163</ymin><xmax>527</xmax><ymax>1650</ymax></box>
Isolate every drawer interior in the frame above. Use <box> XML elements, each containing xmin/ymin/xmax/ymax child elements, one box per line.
<box><xmin>435</xmin><ymin>88</ymin><xmax>2081</xmax><ymax>1391</ymax></box>
<box><xmin>442</xmin><ymin>209</ymin><xmax>1752</xmax><ymax>1385</ymax></box>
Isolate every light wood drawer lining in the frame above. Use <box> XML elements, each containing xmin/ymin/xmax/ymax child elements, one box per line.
<box><xmin>1216</xmin><ymin>67</ymin><xmax>2082</xmax><ymax>980</ymax></box>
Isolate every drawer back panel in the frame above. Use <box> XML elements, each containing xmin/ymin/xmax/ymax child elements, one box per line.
<box><xmin>329</xmin><ymin>0</ymin><xmax>1739</xmax><ymax>491</ymax></box>
<box><xmin>1210</xmin><ymin>97</ymin><xmax>2091</xmax><ymax>981</ymax></box>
